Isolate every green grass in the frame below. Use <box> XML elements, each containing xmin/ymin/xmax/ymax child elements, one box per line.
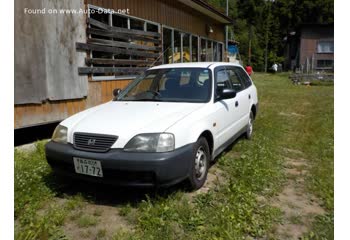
<box><xmin>14</xmin><ymin>73</ymin><xmax>333</xmax><ymax>239</ymax></box>
<box><xmin>77</xmin><ymin>215</ymin><xmax>98</xmax><ymax>228</ymax></box>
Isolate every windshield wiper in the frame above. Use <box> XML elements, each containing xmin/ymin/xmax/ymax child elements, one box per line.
<box><xmin>132</xmin><ymin>98</ymin><xmax>163</xmax><ymax>101</ymax></box>
<box><xmin>118</xmin><ymin>98</ymin><xmax>162</xmax><ymax>102</ymax></box>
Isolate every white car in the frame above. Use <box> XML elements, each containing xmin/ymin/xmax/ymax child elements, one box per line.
<box><xmin>45</xmin><ymin>62</ymin><xmax>258</xmax><ymax>190</ymax></box>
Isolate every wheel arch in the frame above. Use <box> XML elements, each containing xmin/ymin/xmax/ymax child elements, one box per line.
<box><xmin>251</xmin><ymin>104</ymin><xmax>257</xmax><ymax>120</ymax></box>
<box><xmin>198</xmin><ymin>130</ymin><xmax>214</xmax><ymax>157</ymax></box>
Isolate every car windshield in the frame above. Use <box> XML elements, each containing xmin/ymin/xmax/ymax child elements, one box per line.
<box><xmin>115</xmin><ymin>68</ymin><xmax>212</xmax><ymax>103</ymax></box>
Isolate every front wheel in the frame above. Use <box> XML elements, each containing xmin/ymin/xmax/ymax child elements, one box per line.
<box><xmin>187</xmin><ymin>137</ymin><xmax>210</xmax><ymax>191</ymax></box>
<box><xmin>245</xmin><ymin>111</ymin><xmax>254</xmax><ymax>139</ymax></box>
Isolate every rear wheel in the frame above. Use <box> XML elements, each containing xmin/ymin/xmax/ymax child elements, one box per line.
<box><xmin>187</xmin><ymin>137</ymin><xmax>210</xmax><ymax>190</ymax></box>
<box><xmin>245</xmin><ymin>111</ymin><xmax>254</xmax><ymax>139</ymax></box>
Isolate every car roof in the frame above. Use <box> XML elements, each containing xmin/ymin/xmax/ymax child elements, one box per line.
<box><xmin>149</xmin><ymin>62</ymin><xmax>243</xmax><ymax>70</ymax></box>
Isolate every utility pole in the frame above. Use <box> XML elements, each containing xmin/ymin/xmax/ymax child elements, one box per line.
<box><xmin>264</xmin><ymin>0</ymin><xmax>274</xmax><ymax>72</ymax></box>
<box><xmin>248</xmin><ymin>25</ymin><xmax>252</xmax><ymax>65</ymax></box>
<box><xmin>225</xmin><ymin>0</ymin><xmax>229</xmax><ymax>60</ymax></box>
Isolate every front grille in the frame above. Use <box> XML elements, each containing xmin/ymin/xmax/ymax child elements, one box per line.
<box><xmin>73</xmin><ymin>132</ymin><xmax>118</xmax><ymax>152</ymax></box>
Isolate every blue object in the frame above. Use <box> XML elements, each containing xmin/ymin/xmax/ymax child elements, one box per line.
<box><xmin>228</xmin><ymin>44</ymin><xmax>238</xmax><ymax>54</ymax></box>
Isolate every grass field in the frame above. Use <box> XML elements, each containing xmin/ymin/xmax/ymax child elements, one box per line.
<box><xmin>14</xmin><ymin>73</ymin><xmax>334</xmax><ymax>240</ymax></box>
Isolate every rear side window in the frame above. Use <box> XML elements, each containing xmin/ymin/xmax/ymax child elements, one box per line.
<box><xmin>237</xmin><ymin>68</ymin><xmax>252</xmax><ymax>88</ymax></box>
<box><xmin>226</xmin><ymin>67</ymin><xmax>245</xmax><ymax>92</ymax></box>
<box><xmin>216</xmin><ymin>68</ymin><xmax>232</xmax><ymax>90</ymax></box>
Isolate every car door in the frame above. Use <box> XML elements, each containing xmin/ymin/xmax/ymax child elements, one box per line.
<box><xmin>236</xmin><ymin>66</ymin><xmax>256</xmax><ymax>106</ymax></box>
<box><xmin>226</xmin><ymin>66</ymin><xmax>250</xmax><ymax>132</ymax></box>
<box><xmin>212</xmin><ymin>66</ymin><xmax>241</xmax><ymax>148</ymax></box>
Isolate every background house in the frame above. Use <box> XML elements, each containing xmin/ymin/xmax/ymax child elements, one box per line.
<box><xmin>14</xmin><ymin>0</ymin><xmax>232</xmax><ymax>131</ymax></box>
<box><xmin>284</xmin><ymin>23</ymin><xmax>334</xmax><ymax>73</ymax></box>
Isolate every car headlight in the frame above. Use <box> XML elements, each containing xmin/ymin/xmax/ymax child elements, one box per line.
<box><xmin>124</xmin><ymin>133</ymin><xmax>175</xmax><ymax>152</ymax></box>
<box><xmin>52</xmin><ymin>125</ymin><xmax>68</xmax><ymax>144</ymax></box>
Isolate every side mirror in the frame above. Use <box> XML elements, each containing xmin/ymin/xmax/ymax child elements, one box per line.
<box><xmin>113</xmin><ymin>88</ymin><xmax>121</xmax><ymax>97</ymax></box>
<box><xmin>217</xmin><ymin>88</ymin><xmax>236</xmax><ymax>100</ymax></box>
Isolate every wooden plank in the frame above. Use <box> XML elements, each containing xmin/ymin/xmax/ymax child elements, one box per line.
<box><xmin>108</xmin><ymin>81</ymin><xmax>113</xmax><ymax>99</ymax></box>
<box><xmin>85</xmin><ymin>58</ymin><xmax>161</xmax><ymax>66</ymax></box>
<box><xmin>88</xmin><ymin>38</ymin><xmax>161</xmax><ymax>51</ymax></box>
<box><xmin>78</xmin><ymin>67</ymin><xmax>147</xmax><ymax>74</ymax></box>
<box><xmin>102</xmin><ymin>81</ymin><xmax>109</xmax><ymax>102</ymax></box>
<box><xmin>67</xmin><ymin>101</ymin><xmax>74</xmax><ymax>116</ymax></box>
<box><xmin>88</xmin><ymin>18</ymin><xmax>161</xmax><ymax>38</ymax></box>
<box><xmin>76</xmin><ymin>42</ymin><xmax>160</xmax><ymax>58</ymax></box>
<box><xmin>87</xmin><ymin>28</ymin><xmax>161</xmax><ymax>44</ymax></box>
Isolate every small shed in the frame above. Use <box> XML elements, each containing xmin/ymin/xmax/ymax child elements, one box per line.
<box><xmin>14</xmin><ymin>0</ymin><xmax>233</xmax><ymax>129</ymax></box>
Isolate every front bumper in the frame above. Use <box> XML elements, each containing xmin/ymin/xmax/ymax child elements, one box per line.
<box><xmin>45</xmin><ymin>141</ymin><xmax>194</xmax><ymax>187</ymax></box>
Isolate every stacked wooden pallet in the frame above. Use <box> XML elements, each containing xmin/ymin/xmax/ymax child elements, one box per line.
<box><xmin>76</xmin><ymin>17</ymin><xmax>162</xmax><ymax>75</ymax></box>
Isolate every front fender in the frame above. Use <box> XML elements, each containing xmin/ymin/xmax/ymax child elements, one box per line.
<box><xmin>166</xmin><ymin>105</ymin><xmax>217</xmax><ymax>150</ymax></box>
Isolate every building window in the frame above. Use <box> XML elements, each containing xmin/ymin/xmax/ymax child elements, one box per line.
<box><xmin>87</xmin><ymin>5</ymin><xmax>160</xmax><ymax>80</ymax></box>
<box><xmin>192</xmin><ymin>36</ymin><xmax>198</xmax><ymax>62</ymax></box>
<box><xmin>182</xmin><ymin>33</ymin><xmax>190</xmax><ymax>62</ymax></box>
<box><xmin>147</xmin><ymin>23</ymin><xmax>159</xmax><ymax>32</ymax></box>
<box><xmin>130</xmin><ymin>18</ymin><xmax>144</xmax><ymax>31</ymax></box>
<box><xmin>316</xmin><ymin>59</ymin><xmax>334</xmax><ymax>69</ymax></box>
<box><xmin>200</xmin><ymin>38</ymin><xmax>207</xmax><ymax>61</ymax></box>
<box><xmin>173</xmin><ymin>31</ymin><xmax>181</xmax><ymax>63</ymax></box>
<box><xmin>161</xmin><ymin>27</ymin><xmax>223</xmax><ymax>64</ymax></box>
<box><xmin>207</xmin><ymin>40</ymin><xmax>213</xmax><ymax>61</ymax></box>
<box><xmin>160</xmin><ymin>25</ymin><xmax>224</xmax><ymax>64</ymax></box>
<box><xmin>163</xmin><ymin>28</ymin><xmax>173</xmax><ymax>64</ymax></box>
<box><xmin>218</xmin><ymin>43</ymin><xmax>223</xmax><ymax>61</ymax></box>
<box><xmin>213</xmin><ymin>42</ymin><xmax>217</xmax><ymax>61</ymax></box>
<box><xmin>317</xmin><ymin>41</ymin><xmax>334</xmax><ymax>53</ymax></box>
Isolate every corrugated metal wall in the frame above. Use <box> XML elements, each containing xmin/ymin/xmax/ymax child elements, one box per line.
<box><xmin>88</xmin><ymin>0</ymin><xmax>225</xmax><ymax>42</ymax></box>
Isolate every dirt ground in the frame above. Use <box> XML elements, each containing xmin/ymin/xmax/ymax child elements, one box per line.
<box><xmin>54</xmin><ymin>164</ymin><xmax>226</xmax><ymax>240</ymax></box>
<box><xmin>270</xmin><ymin>148</ymin><xmax>325</xmax><ymax>239</ymax></box>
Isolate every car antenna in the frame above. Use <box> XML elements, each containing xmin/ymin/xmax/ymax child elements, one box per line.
<box><xmin>149</xmin><ymin>43</ymin><xmax>173</xmax><ymax>68</ymax></box>
<box><xmin>136</xmin><ymin>39</ymin><xmax>178</xmax><ymax>76</ymax></box>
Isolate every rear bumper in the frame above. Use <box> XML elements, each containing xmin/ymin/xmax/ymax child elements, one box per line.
<box><xmin>45</xmin><ymin>141</ymin><xmax>194</xmax><ymax>187</ymax></box>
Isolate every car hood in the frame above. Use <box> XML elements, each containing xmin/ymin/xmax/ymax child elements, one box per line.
<box><xmin>62</xmin><ymin>101</ymin><xmax>205</xmax><ymax>148</ymax></box>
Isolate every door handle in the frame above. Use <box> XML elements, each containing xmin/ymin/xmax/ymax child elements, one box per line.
<box><xmin>235</xmin><ymin>101</ymin><xmax>239</xmax><ymax>107</ymax></box>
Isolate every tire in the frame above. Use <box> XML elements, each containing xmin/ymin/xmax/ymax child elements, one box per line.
<box><xmin>245</xmin><ymin>111</ymin><xmax>254</xmax><ymax>139</ymax></box>
<box><xmin>187</xmin><ymin>137</ymin><xmax>210</xmax><ymax>191</ymax></box>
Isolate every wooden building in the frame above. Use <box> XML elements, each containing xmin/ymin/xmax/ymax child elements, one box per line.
<box><xmin>284</xmin><ymin>23</ymin><xmax>334</xmax><ymax>72</ymax></box>
<box><xmin>14</xmin><ymin>0</ymin><xmax>232</xmax><ymax>129</ymax></box>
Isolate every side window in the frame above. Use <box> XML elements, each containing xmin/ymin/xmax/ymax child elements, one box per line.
<box><xmin>237</xmin><ymin>68</ymin><xmax>252</xmax><ymax>88</ymax></box>
<box><xmin>216</xmin><ymin>68</ymin><xmax>232</xmax><ymax>91</ymax></box>
<box><xmin>226</xmin><ymin>68</ymin><xmax>245</xmax><ymax>92</ymax></box>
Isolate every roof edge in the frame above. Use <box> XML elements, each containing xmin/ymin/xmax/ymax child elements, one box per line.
<box><xmin>177</xmin><ymin>0</ymin><xmax>234</xmax><ymax>24</ymax></box>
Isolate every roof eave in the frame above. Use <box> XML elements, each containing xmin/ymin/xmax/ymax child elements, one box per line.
<box><xmin>177</xmin><ymin>0</ymin><xmax>234</xmax><ymax>24</ymax></box>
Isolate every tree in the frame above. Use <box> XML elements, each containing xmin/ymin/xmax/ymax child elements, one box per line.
<box><xmin>207</xmin><ymin>0</ymin><xmax>334</xmax><ymax>71</ymax></box>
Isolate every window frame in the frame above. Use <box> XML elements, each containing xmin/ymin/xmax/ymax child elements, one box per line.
<box><xmin>162</xmin><ymin>25</ymin><xmax>224</xmax><ymax>64</ymax></box>
<box><xmin>87</xmin><ymin>5</ymin><xmax>224</xmax><ymax>80</ymax></box>
<box><xmin>316</xmin><ymin>59</ymin><xmax>334</xmax><ymax>69</ymax></box>
<box><xmin>316</xmin><ymin>40</ymin><xmax>334</xmax><ymax>54</ymax></box>
<box><xmin>116</xmin><ymin>67</ymin><xmax>213</xmax><ymax>103</ymax></box>
<box><xmin>199</xmin><ymin>36</ymin><xmax>224</xmax><ymax>62</ymax></box>
<box><xmin>225</xmin><ymin>66</ymin><xmax>246</xmax><ymax>92</ymax></box>
<box><xmin>236</xmin><ymin>67</ymin><xmax>252</xmax><ymax>88</ymax></box>
<box><xmin>214</xmin><ymin>66</ymin><xmax>233</xmax><ymax>102</ymax></box>
<box><xmin>88</xmin><ymin>4</ymin><xmax>161</xmax><ymax>81</ymax></box>
<box><xmin>162</xmin><ymin>25</ymin><xmax>201</xmax><ymax>64</ymax></box>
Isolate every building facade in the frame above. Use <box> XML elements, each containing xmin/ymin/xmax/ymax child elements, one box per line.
<box><xmin>14</xmin><ymin>0</ymin><xmax>232</xmax><ymax>129</ymax></box>
<box><xmin>284</xmin><ymin>24</ymin><xmax>334</xmax><ymax>73</ymax></box>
